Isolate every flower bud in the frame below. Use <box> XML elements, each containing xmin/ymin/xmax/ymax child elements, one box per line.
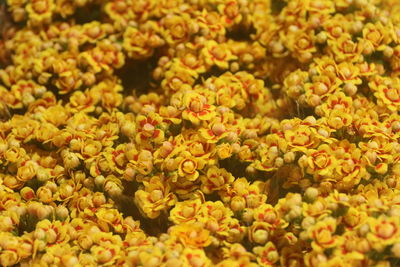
<box><xmin>61</xmin><ymin>255</ymin><xmax>79</xmax><ymax>267</ymax></box>
<box><xmin>284</xmin><ymin>151</ymin><xmax>295</xmax><ymax>163</ymax></box>
<box><xmin>375</xmin><ymin>163</ymin><xmax>388</xmax><ymax>174</ymax></box>
<box><xmin>56</xmin><ymin>205</ymin><xmax>69</xmax><ymax>220</ymax></box>
<box><xmin>37</xmin><ymin>205</ymin><xmax>53</xmax><ymax>220</ymax></box>
<box><xmin>301</xmin><ymin>216</ymin><xmax>315</xmax><ymax>229</ymax></box>
<box><xmin>343</xmin><ymin>83</ymin><xmax>357</xmax><ymax>96</ymax></box>
<box><xmin>253</xmin><ymin>229</ymin><xmax>269</xmax><ymax>244</ymax></box>
<box><xmin>316</xmin><ymin>31</ymin><xmax>327</xmax><ymax>43</ymax></box>
<box><xmin>78</xmin><ymin>235</ymin><xmax>93</xmax><ymax>250</ymax></box>
<box><xmin>0</xmin><ymin>216</ymin><xmax>14</xmax><ymax>232</ymax></box>
<box><xmin>95</xmin><ymin>175</ymin><xmax>106</xmax><ymax>187</ymax></box>
<box><xmin>242</xmin><ymin>209</ymin><xmax>254</xmax><ymax>224</ymax></box>
<box><xmin>305</xmin><ymin>187</ymin><xmax>319</xmax><ymax>202</ymax></box>
<box><xmin>230</xmin><ymin>196</ymin><xmax>246</xmax><ymax>212</ymax></box>
<box><xmin>21</xmin><ymin>187</ymin><xmax>35</xmax><ymax>201</ymax></box>
<box><xmin>36</xmin><ymin>187</ymin><xmax>53</xmax><ymax>204</ymax></box>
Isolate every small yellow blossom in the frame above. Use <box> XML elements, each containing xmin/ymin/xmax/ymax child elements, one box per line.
<box><xmin>182</xmin><ymin>91</ymin><xmax>216</xmax><ymax>125</ymax></box>
<box><xmin>135</xmin><ymin>176</ymin><xmax>177</xmax><ymax>219</ymax></box>
<box><xmin>201</xmin><ymin>40</ymin><xmax>238</xmax><ymax>69</ymax></box>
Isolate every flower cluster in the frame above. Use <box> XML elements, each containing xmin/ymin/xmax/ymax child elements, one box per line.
<box><xmin>0</xmin><ymin>0</ymin><xmax>400</xmax><ymax>266</ymax></box>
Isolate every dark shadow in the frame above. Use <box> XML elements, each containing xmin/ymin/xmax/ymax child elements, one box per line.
<box><xmin>74</xmin><ymin>4</ymin><xmax>103</xmax><ymax>24</ymax></box>
<box><xmin>225</xmin><ymin>25</ymin><xmax>256</xmax><ymax>42</ymax></box>
<box><xmin>115</xmin><ymin>54</ymin><xmax>159</xmax><ymax>97</ymax></box>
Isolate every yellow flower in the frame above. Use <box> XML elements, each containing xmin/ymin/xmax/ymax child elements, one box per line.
<box><xmin>284</xmin><ymin>125</ymin><xmax>320</xmax><ymax>153</ymax></box>
<box><xmin>201</xmin><ymin>40</ymin><xmax>237</xmax><ymax>69</ymax></box>
<box><xmin>322</xmin><ymin>14</ymin><xmax>350</xmax><ymax>39</ymax></box>
<box><xmin>91</xmin><ymin>243</ymin><xmax>121</xmax><ymax>266</ymax></box>
<box><xmin>308</xmin><ymin>0</ymin><xmax>335</xmax><ymax>14</ymax></box>
<box><xmin>67</xmin><ymin>90</ymin><xmax>100</xmax><ymax>113</ymax></box>
<box><xmin>307</xmin><ymin>217</ymin><xmax>338</xmax><ymax>252</ymax></box>
<box><xmin>169</xmin><ymin>222</ymin><xmax>212</xmax><ymax>248</ymax></box>
<box><xmin>177</xmin><ymin>151</ymin><xmax>205</xmax><ymax>182</ymax></box>
<box><xmin>34</xmin><ymin>219</ymin><xmax>70</xmax><ymax>247</ymax></box>
<box><xmin>373</xmin><ymin>77</ymin><xmax>400</xmax><ymax>112</ymax></box>
<box><xmin>153</xmin><ymin>139</ymin><xmax>184</xmax><ymax>166</ymax></box>
<box><xmin>0</xmin><ymin>248</ymin><xmax>19</xmax><ymax>267</ymax></box>
<box><xmin>81</xmin><ymin>21</ymin><xmax>110</xmax><ymax>43</ymax></box>
<box><xmin>101</xmin><ymin>146</ymin><xmax>127</xmax><ymax>175</ymax></box>
<box><xmin>302</xmin><ymin>144</ymin><xmax>337</xmax><ymax>180</ymax></box>
<box><xmin>336</xmin><ymin>62</ymin><xmax>362</xmax><ymax>85</ymax></box>
<box><xmin>20</xmin><ymin>186</ymin><xmax>35</xmax><ymax>201</ymax></box>
<box><xmin>359</xmin><ymin>136</ymin><xmax>394</xmax><ymax>166</ymax></box>
<box><xmin>362</xmin><ymin>22</ymin><xmax>393</xmax><ymax>50</ymax></box>
<box><xmin>200</xmin><ymin>166</ymin><xmax>234</xmax><ymax>194</ymax></box>
<box><xmin>169</xmin><ymin>198</ymin><xmax>202</xmax><ymax>224</ymax></box>
<box><xmin>318</xmin><ymin>92</ymin><xmax>353</xmax><ymax>129</ymax></box>
<box><xmin>161</xmin><ymin>67</ymin><xmax>196</xmax><ymax>94</ymax></box>
<box><xmin>0</xmin><ymin>86</ymin><xmax>21</xmax><ymax>110</ymax></box>
<box><xmin>95</xmin><ymin>208</ymin><xmax>123</xmax><ymax>233</ymax></box>
<box><xmin>0</xmin><ymin>211</ymin><xmax>19</xmax><ymax>232</ymax></box>
<box><xmin>92</xmin><ymin>79</ymin><xmax>123</xmax><ymax>112</ymax></box>
<box><xmin>357</xmin><ymin>61</ymin><xmax>378</xmax><ymax>77</ymax></box>
<box><xmin>131</xmin><ymin>0</ymin><xmax>155</xmax><ymax>22</ymax></box>
<box><xmin>57</xmin><ymin>180</ymin><xmax>79</xmax><ymax>201</ymax></box>
<box><xmin>216</xmin><ymin>143</ymin><xmax>233</xmax><ymax>160</ymax></box>
<box><xmin>321</xmin><ymin>92</ymin><xmax>353</xmax><ymax>117</ymax></box>
<box><xmin>36</xmin><ymin>186</ymin><xmax>54</xmax><ymax>204</ymax></box>
<box><xmin>170</xmin><ymin>55</ymin><xmax>205</xmax><ymax>80</ymax></box>
<box><xmin>96</xmin><ymin>122</ymin><xmax>120</xmax><ymax>148</ymax></box>
<box><xmin>253</xmin><ymin>242</ymin><xmax>279</xmax><ymax>267</ymax></box>
<box><xmin>199</xmin><ymin>200</ymin><xmax>233</xmax><ymax>225</ymax></box>
<box><xmin>334</xmin><ymin>148</ymin><xmax>367</xmax><ymax>190</ymax></box>
<box><xmin>161</xmin><ymin>13</ymin><xmax>193</xmax><ymax>46</ymax></box>
<box><xmin>211</xmin><ymin>75</ymin><xmax>243</xmax><ymax>109</ymax></box>
<box><xmin>222</xmin><ymin>243</ymin><xmax>254</xmax><ymax>261</ymax></box>
<box><xmin>196</xmin><ymin>9</ymin><xmax>226</xmax><ymax>39</ymax></box>
<box><xmin>313</xmin><ymin>56</ymin><xmax>338</xmax><ymax>74</ymax></box>
<box><xmin>328</xmin><ymin>34</ymin><xmax>363</xmax><ymax>62</ymax></box>
<box><xmin>42</xmin><ymin>104</ymin><xmax>70</xmax><ymax>127</ymax></box>
<box><xmin>169</xmin><ymin>176</ymin><xmax>201</xmax><ymax>199</ymax></box>
<box><xmin>35</xmin><ymin>122</ymin><xmax>60</xmax><ymax>144</ymax></box>
<box><xmin>16</xmin><ymin>161</ymin><xmax>37</xmax><ymax>182</ymax></box>
<box><xmin>79</xmin><ymin>41</ymin><xmax>125</xmax><ymax>74</ymax></box>
<box><xmin>10</xmin><ymin>115</ymin><xmax>39</xmax><ymax>143</ymax></box>
<box><xmin>123</xmin><ymin>27</ymin><xmax>155</xmax><ymax>59</ymax></box>
<box><xmin>138</xmin><ymin>246</ymin><xmax>163</xmax><ymax>267</ymax></box>
<box><xmin>218</xmin><ymin>0</ymin><xmax>242</xmax><ymax>27</ymax></box>
<box><xmin>182</xmin><ymin>91</ymin><xmax>216</xmax><ymax>125</ymax></box>
<box><xmin>253</xmin><ymin>134</ymin><xmax>285</xmax><ymax>172</ymax></box>
<box><xmin>181</xmin><ymin>248</ymin><xmax>212</xmax><ymax>267</ymax></box>
<box><xmin>253</xmin><ymin>203</ymin><xmax>286</xmax><ymax>231</ymax></box>
<box><xmin>235</xmin><ymin>71</ymin><xmax>267</xmax><ymax>105</ymax></box>
<box><xmin>237</xmin><ymin>142</ymin><xmax>256</xmax><ymax>162</ymax></box>
<box><xmin>3</xmin><ymin>146</ymin><xmax>26</xmax><ymax>163</ymax></box>
<box><xmin>104</xmin><ymin>0</ymin><xmax>132</xmax><ymax>25</ymax></box>
<box><xmin>134</xmin><ymin>176</ymin><xmax>176</xmax><ymax>219</ymax></box>
<box><xmin>186</xmin><ymin>137</ymin><xmax>216</xmax><ymax>165</ymax></box>
<box><xmin>248</xmin><ymin>222</ymin><xmax>271</xmax><ymax>245</ymax></box>
<box><xmin>342</xmin><ymin>207</ymin><xmax>368</xmax><ymax>230</ymax></box>
<box><xmin>285</xmin><ymin>30</ymin><xmax>317</xmax><ymax>62</ymax></box>
<box><xmin>199</xmin><ymin>121</ymin><xmax>229</xmax><ymax>144</ymax></box>
<box><xmin>280</xmin><ymin>0</ymin><xmax>308</xmax><ymax>23</ymax></box>
<box><xmin>25</xmin><ymin>0</ymin><xmax>55</xmax><ymax>25</ymax></box>
<box><xmin>53</xmin><ymin>68</ymin><xmax>83</xmax><ymax>95</ymax></box>
<box><xmin>136</xmin><ymin>112</ymin><xmax>165</xmax><ymax>144</ymax></box>
<box><xmin>80</xmin><ymin>139</ymin><xmax>102</xmax><ymax>160</ymax></box>
<box><xmin>367</xmin><ymin>215</ymin><xmax>400</xmax><ymax>251</ymax></box>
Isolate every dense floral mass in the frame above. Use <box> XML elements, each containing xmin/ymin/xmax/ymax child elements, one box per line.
<box><xmin>1</xmin><ymin>0</ymin><xmax>400</xmax><ymax>266</ymax></box>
